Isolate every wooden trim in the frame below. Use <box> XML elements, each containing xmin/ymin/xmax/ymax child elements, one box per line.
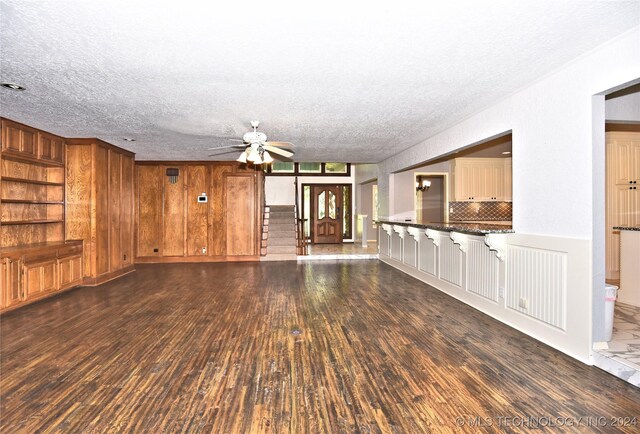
<box><xmin>0</xmin><ymin>151</ymin><xmax>64</xmax><ymax>167</ymax></box>
<box><xmin>605</xmin><ymin>122</ymin><xmax>640</xmax><ymax>132</ymax></box>
<box><xmin>66</xmin><ymin>138</ymin><xmax>135</xmax><ymax>157</ymax></box>
<box><xmin>134</xmin><ymin>256</ymin><xmax>259</xmax><ymax>263</ymax></box>
<box><xmin>81</xmin><ymin>265</ymin><xmax>135</xmax><ymax>286</ymax></box>
<box><xmin>266</xmin><ymin>162</ymin><xmax>351</xmax><ymax>177</ymax></box>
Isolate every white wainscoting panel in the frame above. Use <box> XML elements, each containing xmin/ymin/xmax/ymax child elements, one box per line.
<box><xmin>390</xmin><ymin>232</ymin><xmax>403</xmax><ymax>262</ymax></box>
<box><xmin>379</xmin><ymin>228</ymin><xmax>390</xmax><ymax>257</ymax></box>
<box><xmin>466</xmin><ymin>237</ymin><xmax>500</xmax><ymax>302</ymax></box>
<box><xmin>419</xmin><ymin>234</ymin><xmax>437</xmax><ymax>276</ymax></box>
<box><xmin>505</xmin><ymin>245</ymin><xmax>567</xmax><ymax>330</ymax></box>
<box><xmin>403</xmin><ymin>236</ymin><xmax>417</xmax><ymax>268</ymax></box>
<box><xmin>439</xmin><ymin>235</ymin><xmax>463</xmax><ymax>287</ymax></box>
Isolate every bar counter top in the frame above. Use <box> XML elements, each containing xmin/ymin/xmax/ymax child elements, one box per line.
<box><xmin>613</xmin><ymin>226</ymin><xmax>640</xmax><ymax>231</ymax></box>
<box><xmin>376</xmin><ymin>219</ymin><xmax>514</xmax><ymax>235</ymax></box>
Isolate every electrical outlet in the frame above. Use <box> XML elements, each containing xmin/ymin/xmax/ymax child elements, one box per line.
<box><xmin>499</xmin><ymin>287</ymin><xmax>505</xmax><ymax>298</ymax></box>
<box><xmin>202</xmin><ymin>247</ymin><xmax>206</xmax><ymax>254</ymax></box>
<box><xmin>518</xmin><ymin>298</ymin><xmax>528</xmax><ymax>309</ymax></box>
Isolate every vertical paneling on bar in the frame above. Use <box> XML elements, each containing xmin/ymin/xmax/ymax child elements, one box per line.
<box><xmin>505</xmin><ymin>245</ymin><xmax>567</xmax><ymax>330</ymax></box>
<box><xmin>439</xmin><ymin>236</ymin><xmax>462</xmax><ymax>287</ymax></box>
<box><xmin>466</xmin><ymin>238</ymin><xmax>499</xmax><ymax>301</ymax></box>
<box><xmin>418</xmin><ymin>234</ymin><xmax>437</xmax><ymax>275</ymax></box>
<box><xmin>379</xmin><ymin>227</ymin><xmax>390</xmax><ymax>257</ymax></box>
<box><xmin>390</xmin><ymin>232</ymin><xmax>402</xmax><ymax>262</ymax></box>
<box><xmin>186</xmin><ymin>165</ymin><xmax>209</xmax><ymax>256</ymax></box>
<box><xmin>402</xmin><ymin>236</ymin><xmax>417</xmax><ymax>268</ymax></box>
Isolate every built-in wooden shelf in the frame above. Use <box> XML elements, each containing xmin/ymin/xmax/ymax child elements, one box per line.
<box><xmin>1</xmin><ymin>152</ymin><xmax>64</xmax><ymax>167</ymax></box>
<box><xmin>1</xmin><ymin>199</ymin><xmax>64</xmax><ymax>204</ymax></box>
<box><xmin>1</xmin><ymin>219</ymin><xmax>64</xmax><ymax>225</ymax></box>
<box><xmin>0</xmin><ymin>176</ymin><xmax>64</xmax><ymax>186</ymax></box>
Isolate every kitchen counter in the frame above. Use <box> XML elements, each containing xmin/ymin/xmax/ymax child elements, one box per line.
<box><xmin>376</xmin><ymin>219</ymin><xmax>513</xmax><ymax>235</ymax></box>
<box><xmin>614</xmin><ymin>226</ymin><xmax>640</xmax><ymax>231</ymax></box>
<box><xmin>616</xmin><ymin>227</ymin><xmax>640</xmax><ymax>307</ymax></box>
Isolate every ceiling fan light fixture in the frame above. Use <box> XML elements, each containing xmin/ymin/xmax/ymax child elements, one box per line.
<box><xmin>262</xmin><ymin>150</ymin><xmax>273</xmax><ymax>164</ymax></box>
<box><xmin>247</xmin><ymin>147</ymin><xmax>260</xmax><ymax>162</ymax></box>
<box><xmin>236</xmin><ymin>151</ymin><xmax>248</xmax><ymax>163</ymax></box>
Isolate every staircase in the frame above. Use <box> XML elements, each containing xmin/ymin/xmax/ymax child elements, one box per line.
<box><xmin>261</xmin><ymin>205</ymin><xmax>297</xmax><ymax>261</ymax></box>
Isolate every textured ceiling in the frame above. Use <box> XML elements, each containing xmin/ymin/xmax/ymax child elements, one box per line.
<box><xmin>1</xmin><ymin>1</ymin><xmax>638</xmax><ymax>162</ymax></box>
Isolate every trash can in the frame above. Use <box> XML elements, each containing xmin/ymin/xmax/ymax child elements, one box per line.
<box><xmin>604</xmin><ymin>284</ymin><xmax>618</xmax><ymax>341</ymax></box>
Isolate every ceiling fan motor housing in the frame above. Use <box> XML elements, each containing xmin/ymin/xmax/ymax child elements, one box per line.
<box><xmin>243</xmin><ymin>131</ymin><xmax>267</xmax><ymax>143</ymax></box>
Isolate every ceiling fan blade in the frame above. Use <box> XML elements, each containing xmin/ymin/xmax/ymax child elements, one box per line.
<box><xmin>207</xmin><ymin>144</ymin><xmax>246</xmax><ymax>150</ymax></box>
<box><xmin>264</xmin><ymin>141</ymin><xmax>295</xmax><ymax>148</ymax></box>
<box><xmin>264</xmin><ymin>144</ymin><xmax>294</xmax><ymax>158</ymax></box>
<box><xmin>229</xmin><ymin>139</ymin><xmax>244</xmax><ymax>142</ymax></box>
<box><xmin>207</xmin><ymin>150</ymin><xmax>241</xmax><ymax>156</ymax></box>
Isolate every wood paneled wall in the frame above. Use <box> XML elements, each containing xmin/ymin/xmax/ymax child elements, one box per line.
<box><xmin>135</xmin><ymin>162</ymin><xmax>263</xmax><ymax>262</ymax></box>
<box><xmin>66</xmin><ymin>139</ymin><xmax>135</xmax><ymax>284</ymax></box>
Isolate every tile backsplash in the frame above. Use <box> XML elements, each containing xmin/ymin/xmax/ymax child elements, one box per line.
<box><xmin>449</xmin><ymin>201</ymin><xmax>512</xmax><ymax>221</ymax></box>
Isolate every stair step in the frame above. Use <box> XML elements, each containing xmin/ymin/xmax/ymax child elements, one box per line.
<box><xmin>269</xmin><ymin>223</ymin><xmax>296</xmax><ymax>231</ymax></box>
<box><xmin>269</xmin><ymin>211</ymin><xmax>295</xmax><ymax>218</ymax></box>
<box><xmin>269</xmin><ymin>230</ymin><xmax>296</xmax><ymax>239</ymax></box>
<box><xmin>267</xmin><ymin>245</ymin><xmax>297</xmax><ymax>254</ymax></box>
<box><xmin>269</xmin><ymin>238</ymin><xmax>296</xmax><ymax>246</ymax></box>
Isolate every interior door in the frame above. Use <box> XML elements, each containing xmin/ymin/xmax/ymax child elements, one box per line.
<box><xmin>312</xmin><ymin>185</ymin><xmax>342</xmax><ymax>244</ymax></box>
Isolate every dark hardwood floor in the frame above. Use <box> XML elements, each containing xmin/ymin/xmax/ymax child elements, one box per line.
<box><xmin>1</xmin><ymin>261</ymin><xmax>639</xmax><ymax>433</ymax></box>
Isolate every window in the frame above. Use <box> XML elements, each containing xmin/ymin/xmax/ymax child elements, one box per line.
<box><xmin>271</xmin><ymin>161</ymin><xmax>295</xmax><ymax>173</ymax></box>
<box><xmin>298</xmin><ymin>163</ymin><xmax>322</xmax><ymax>173</ymax></box>
<box><xmin>325</xmin><ymin>163</ymin><xmax>348</xmax><ymax>174</ymax></box>
<box><xmin>342</xmin><ymin>185</ymin><xmax>352</xmax><ymax>239</ymax></box>
<box><xmin>266</xmin><ymin>163</ymin><xmax>351</xmax><ymax>176</ymax></box>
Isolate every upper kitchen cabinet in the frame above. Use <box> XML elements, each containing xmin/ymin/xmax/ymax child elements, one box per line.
<box><xmin>65</xmin><ymin>138</ymin><xmax>135</xmax><ymax>285</ymax></box>
<box><xmin>452</xmin><ymin>157</ymin><xmax>512</xmax><ymax>202</ymax></box>
<box><xmin>609</xmin><ymin>132</ymin><xmax>640</xmax><ymax>185</ymax></box>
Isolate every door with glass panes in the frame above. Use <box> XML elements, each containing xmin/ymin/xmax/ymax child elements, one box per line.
<box><xmin>311</xmin><ymin>185</ymin><xmax>342</xmax><ymax>243</ymax></box>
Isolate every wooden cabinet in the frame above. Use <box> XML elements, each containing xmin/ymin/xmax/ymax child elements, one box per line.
<box><xmin>606</xmin><ymin>132</ymin><xmax>640</xmax><ymax>279</ymax></box>
<box><xmin>452</xmin><ymin>158</ymin><xmax>512</xmax><ymax>202</ymax></box>
<box><xmin>1</xmin><ymin>259</ymin><xmax>24</xmax><ymax>310</ymax></box>
<box><xmin>135</xmin><ymin>162</ymin><xmax>263</xmax><ymax>262</ymax></box>
<box><xmin>1</xmin><ymin>241</ymin><xmax>84</xmax><ymax>313</ymax></box>
<box><xmin>66</xmin><ymin>139</ymin><xmax>135</xmax><ymax>285</ymax></box>
<box><xmin>1</xmin><ymin>118</ymin><xmax>65</xmax><ymax>165</ymax></box>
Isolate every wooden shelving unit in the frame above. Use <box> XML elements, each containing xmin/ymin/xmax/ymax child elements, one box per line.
<box><xmin>1</xmin><ymin>176</ymin><xmax>64</xmax><ymax>186</ymax></box>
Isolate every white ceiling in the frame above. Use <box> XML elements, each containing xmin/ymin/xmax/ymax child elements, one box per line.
<box><xmin>1</xmin><ymin>1</ymin><xmax>638</xmax><ymax>162</ymax></box>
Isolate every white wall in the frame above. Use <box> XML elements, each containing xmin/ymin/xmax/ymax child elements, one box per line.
<box><xmin>378</xmin><ymin>26</ymin><xmax>640</xmax><ymax>239</ymax></box>
<box><xmin>265</xmin><ymin>176</ymin><xmax>296</xmax><ymax>205</ymax></box>
<box><xmin>390</xmin><ymin>161</ymin><xmax>450</xmax><ymax>220</ymax></box>
<box><xmin>375</xmin><ymin>26</ymin><xmax>640</xmax><ymax>361</ymax></box>
<box><xmin>606</xmin><ymin>90</ymin><xmax>640</xmax><ymax>121</ymax></box>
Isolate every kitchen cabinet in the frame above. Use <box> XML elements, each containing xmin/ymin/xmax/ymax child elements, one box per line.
<box><xmin>1</xmin><ymin>259</ymin><xmax>24</xmax><ymax>310</ymax></box>
<box><xmin>452</xmin><ymin>158</ymin><xmax>512</xmax><ymax>202</ymax></box>
<box><xmin>606</xmin><ymin>131</ymin><xmax>640</xmax><ymax>279</ymax></box>
<box><xmin>66</xmin><ymin>139</ymin><xmax>135</xmax><ymax>284</ymax></box>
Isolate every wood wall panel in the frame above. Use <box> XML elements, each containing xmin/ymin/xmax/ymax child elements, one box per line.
<box><xmin>94</xmin><ymin>145</ymin><xmax>110</xmax><ymax>276</ymax></box>
<box><xmin>162</xmin><ymin>165</ymin><xmax>185</xmax><ymax>257</ymax></box>
<box><xmin>225</xmin><ymin>174</ymin><xmax>256</xmax><ymax>256</ymax></box>
<box><xmin>121</xmin><ymin>155</ymin><xmax>134</xmax><ymax>265</ymax></box>
<box><xmin>137</xmin><ymin>165</ymin><xmax>161</xmax><ymax>257</ymax></box>
<box><xmin>135</xmin><ymin>162</ymin><xmax>262</xmax><ymax>261</ymax></box>
<box><xmin>65</xmin><ymin>144</ymin><xmax>93</xmax><ymax>277</ymax></box>
<box><xmin>66</xmin><ymin>138</ymin><xmax>135</xmax><ymax>285</ymax></box>
<box><xmin>186</xmin><ymin>165</ymin><xmax>208</xmax><ymax>256</ymax></box>
<box><xmin>109</xmin><ymin>151</ymin><xmax>122</xmax><ymax>270</ymax></box>
<box><xmin>210</xmin><ymin>164</ymin><xmax>234</xmax><ymax>256</ymax></box>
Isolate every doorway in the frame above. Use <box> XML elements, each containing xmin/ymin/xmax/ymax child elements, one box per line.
<box><xmin>415</xmin><ymin>174</ymin><xmax>446</xmax><ymax>222</ymax></box>
<box><xmin>302</xmin><ymin>184</ymin><xmax>352</xmax><ymax>244</ymax></box>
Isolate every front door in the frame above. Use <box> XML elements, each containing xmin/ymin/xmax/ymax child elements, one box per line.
<box><xmin>312</xmin><ymin>185</ymin><xmax>342</xmax><ymax>244</ymax></box>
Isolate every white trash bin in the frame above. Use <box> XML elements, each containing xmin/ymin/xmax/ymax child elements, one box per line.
<box><xmin>604</xmin><ymin>284</ymin><xmax>618</xmax><ymax>341</ymax></box>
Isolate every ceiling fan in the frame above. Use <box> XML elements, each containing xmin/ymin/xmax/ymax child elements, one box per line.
<box><xmin>208</xmin><ymin>121</ymin><xmax>295</xmax><ymax>164</ymax></box>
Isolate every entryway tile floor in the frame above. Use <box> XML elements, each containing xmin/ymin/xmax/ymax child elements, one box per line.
<box><xmin>299</xmin><ymin>241</ymin><xmax>378</xmax><ymax>260</ymax></box>
<box><xmin>593</xmin><ymin>302</ymin><xmax>640</xmax><ymax>387</ymax></box>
